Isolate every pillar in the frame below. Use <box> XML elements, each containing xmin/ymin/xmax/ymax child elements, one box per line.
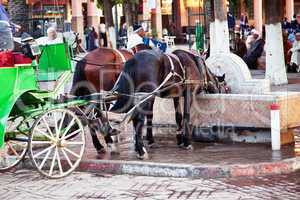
<box><xmin>265</xmin><ymin>0</ymin><xmax>288</xmax><ymax>85</ymax></box>
<box><xmin>71</xmin><ymin>0</ymin><xmax>84</xmax><ymax>39</ymax></box>
<box><xmin>285</xmin><ymin>0</ymin><xmax>294</xmax><ymax>21</ymax></box>
<box><xmin>254</xmin><ymin>0</ymin><xmax>263</xmax><ymax>33</ymax></box>
<box><xmin>151</xmin><ymin>0</ymin><xmax>163</xmax><ymax>38</ymax></box>
<box><xmin>143</xmin><ymin>0</ymin><xmax>150</xmax><ymax>21</ymax></box>
<box><xmin>210</xmin><ymin>0</ymin><xmax>230</xmax><ymax>55</ymax></box>
<box><xmin>87</xmin><ymin>0</ymin><xmax>99</xmax><ymax>29</ymax></box>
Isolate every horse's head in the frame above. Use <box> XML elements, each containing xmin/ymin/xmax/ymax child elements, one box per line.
<box><xmin>193</xmin><ymin>55</ymin><xmax>230</xmax><ymax>94</ymax></box>
<box><xmin>207</xmin><ymin>73</ymin><xmax>230</xmax><ymax>94</ymax></box>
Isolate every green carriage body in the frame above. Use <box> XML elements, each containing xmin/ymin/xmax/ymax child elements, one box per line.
<box><xmin>0</xmin><ymin>66</ymin><xmax>38</xmax><ymax>148</ymax></box>
<box><xmin>0</xmin><ymin>42</ymin><xmax>75</xmax><ymax>148</ymax></box>
<box><xmin>38</xmin><ymin>43</ymin><xmax>72</xmax><ymax>81</ymax></box>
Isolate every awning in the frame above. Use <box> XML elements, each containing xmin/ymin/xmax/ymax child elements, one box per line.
<box><xmin>27</xmin><ymin>0</ymin><xmax>67</xmax><ymax>5</ymax></box>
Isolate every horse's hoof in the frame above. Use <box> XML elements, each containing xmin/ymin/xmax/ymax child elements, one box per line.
<box><xmin>109</xmin><ymin>128</ymin><xmax>121</xmax><ymax>136</ymax></box>
<box><xmin>136</xmin><ymin>148</ymin><xmax>149</xmax><ymax>160</ymax></box>
<box><xmin>108</xmin><ymin>143</ymin><xmax>119</xmax><ymax>154</ymax></box>
<box><xmin>176</xmin><ymin>134</ymin><xmax>183</xmax><ymax>146</ymax></box>
<box><xmin>148</xmin><ymin>142</ymin><xmax>159</xmax><ymax>149</ymax></box>
<box><xmin>177</xmin><ymin>143</ymin><xmax>184</xmax><ymax>148</ymax></box>
<box><xmin>97</xmin><ymin>148</ymin><xmax>107</xmax><ymax>154</ymax></box>
<box><xmin>183</xmin><ymin>145</ymin><xmax>193</xmax><ymax>151</ymax></box>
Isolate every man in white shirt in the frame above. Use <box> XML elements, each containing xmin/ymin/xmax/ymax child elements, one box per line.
<box><xmin>289</xmin><ymin>32</ymin><xmax>300</xmax><ymax>72</ymax></box>
<box><xmin>127</xmin><ymin>24</ymin><xmax>146</xmax><ymax>50</ymax></box>
<box><xmin>36</xmin><ymin>27</ymin><xmax>63</xmax><ymax>45</ymax></box>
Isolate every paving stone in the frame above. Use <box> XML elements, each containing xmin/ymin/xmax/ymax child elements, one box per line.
<box><xmin>0</xmin><ymin>170</ymin><xmax>299</xmax><ymax>200</ymax></box>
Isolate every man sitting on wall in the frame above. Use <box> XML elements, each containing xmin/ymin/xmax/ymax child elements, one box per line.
<box><xmin>243</xmin><ymin>30</ymin><xmax>265</xmax><ymax>69</ymax></box>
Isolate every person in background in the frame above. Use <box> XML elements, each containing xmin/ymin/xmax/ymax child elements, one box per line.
<box><xmin>99</xmin><ymin>23</ymin><xmax>108</xmax><ymax>47</ymax></box>
<box><xmin>243</xmin><ymin>29</ymin><xmax>265</xmax><ymax>69</ymax></box>
<box><xmin>227</xmin><ymin>11</ymin><xmax>236</xmax><ymax>40</ymax></box>
<box><xmin>127</xmin><ymin>24</ymin><xmax>147</xmax><ymax>50</ymax></box>
<box><xmin>119</xmin><ymin>23</ymin><xmax>127</xmax><ymax>38</ymax></box>
<box><xmin>283</xmin><ymin>31</ymin><xmax>293</xmax><ymax>67</ymax></box>
<box><xmin>232</xmin><ymin>32</ymin><xmax>247</xmax><ymax>58</ymax></box>
<box><xmin>288</xmin><ymin>29</ymin><xmax>296</xmax><ymax>44</ymax></box>
<box><xmin>84</xmin><ymin>26</ymin><xmax>91</xmax><ymax>50</ymax></box>
<box><xmin>240</xmin><ymin>13</ymin><xmax>248</xmax><ymax>38</ymax></box>
<box><xmin>32</xmin><ymin>25</ymin><xmax>43</xmax><ymax>39</ymax></box>
<box><xmin>288</xmin><ymin>32</ymin><xmax>300</xmax><ymax>72</ymax></box>
<box><xmin>246</xmin><ymin>29</ymin><xmax>259</xmax><ymax>50</ymax></box>
<box><xmin>291</xmin><ymin>14</ymin><xmax>300</xmax><ymax>32</ymax></box>
<box><xmin>0</xmin><ymin>1</ymin><xmax>9</xmax><ymax>22</ymax></box>
<box><xmin>282</xmin><ymin>17</ymin><xmax>291</xmax><ymax>30</ymax></box>
<box><xmin>0</xmin><ymin>2</ymin><xmax>20</xmax><ymax>33</ymax></box>
<box><xmin>36</xmin><ymin>27</ymin><xmax>62</xmax><ymax>45</ymax></box>
<box><xmin>88</xmin><ymin>27</ymin><xmax>98</xmax><ymax>51</ymax></box>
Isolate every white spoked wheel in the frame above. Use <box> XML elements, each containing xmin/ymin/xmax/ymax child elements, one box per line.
<box><xmin>0</xmin><ymin>117</ymin><xmax>29</xmax><ymax>172</ymax></box>
<box><xmin>29</xmin><ymin>109</ymin><xmax>85</xmax><ymax>178</ymax></box>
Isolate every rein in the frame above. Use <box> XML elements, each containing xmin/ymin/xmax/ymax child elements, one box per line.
<box><xmin>72</xmin><ymin>58</ymin><xmax>125</xmax><ymax>67</ymax></box>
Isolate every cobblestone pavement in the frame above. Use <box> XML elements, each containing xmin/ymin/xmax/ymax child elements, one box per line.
<box><xmin>0</xmin><ymin>170</ymin><xmax>299</xmax><ymax>200</ymax></box>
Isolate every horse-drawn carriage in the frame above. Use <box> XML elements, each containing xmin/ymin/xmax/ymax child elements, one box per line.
<box><xmin>0</xmin><ymin>23</ymin><xmax>94</xmax><ymax>178</ymax></box>
<box><xmin>0</xmin><ymin>21</ymin><xmax>227</xmax><ymax>178</ymax></box>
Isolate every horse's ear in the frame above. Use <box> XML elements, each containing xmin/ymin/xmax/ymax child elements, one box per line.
<box><xmin>217</xmin><ymin>74</ymin><xmax>226</xmax><ymax>82</ymax></box>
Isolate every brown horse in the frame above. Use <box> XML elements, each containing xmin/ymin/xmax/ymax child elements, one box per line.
<box><xmin>71</xmin><ymin>44</ymin><xmax>151</xmax><ymax>153</ymax></box>
<box><xmin>110</xmin><ymin>49</ymin><xmax>227</xmax><ymax>159</ymax></box>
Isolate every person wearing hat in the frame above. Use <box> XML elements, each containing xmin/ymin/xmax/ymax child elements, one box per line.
<box><xmin>36</xmin><ymin>27</ymin><xmax>63</xmax><ymax>45</ymax></box>
<box><xmin>288</xmin><ymin>31</ymin><xmax>300</xmax><ymax>72</ymax></box>
<box><xmin>243</xmin><ymin>28</ymin><xmax>265</xmax><ymax>69</ymax></box>
<box><xmin>246</xmin><ymin>29</ymin><xmax>260</xmax><ymax>50</ymax></box>
<box><xmin>127</xmin><ymin>24</ymin><xmax>157</xmax><ymax>50</ymax></box>
<box><xmin>127</xmin><ymin>24</ymin><xmax>147</xmax><ymax>50</ymax></box>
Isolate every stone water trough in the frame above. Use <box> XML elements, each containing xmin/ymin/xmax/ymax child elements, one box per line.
<box><xmin>153</xmin><ymin>53</ymin><xmax>299</xmax><ymax>145</ymax></box>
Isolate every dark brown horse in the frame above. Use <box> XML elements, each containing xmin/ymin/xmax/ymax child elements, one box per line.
<box><xmin>71</xmin><ymin>44</ymin><xmax>151</xmax><ymax>153</ymax></box>
<box><xmin>110</xmin><ymin>49</ymin><xmax>227</xmax><ymax>159</ymax></box>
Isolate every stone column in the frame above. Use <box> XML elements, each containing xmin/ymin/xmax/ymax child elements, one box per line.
<box><xmin>254</xmin><ymin>0</ymin><xmax>263</xmax><ymax>33</ymax></box>
<box><xmin>87</xmin><ymin>0</ymin><xmax>99</xmax><ymax>29</ymax></box>
<box><xmin>210</xmin><ymin>0</ymin><xmax>230</xmax><ymax>55</ymax></box>
<box><xmin>143</xmin><ymin>0</ymin><xmax>150</xmax><ymax>21</ymax></box>
<box><xmin>151</xmin><ymin>0</ymin><xmax>163</xmax><ymax>38</ymax></box>
<box><xmin>71</xmin><ymin>0</ymin><xmax>84</xmax><ymax>39</ymax></box>
<box><xmin>285</xmin><ymin>0</ymin><xmax>294</xmax><ymax>21</ymax></box>
<box><xmin>265</xmin><ymin>0</ymin><xmax>288</xmax><ymax>85</ymax></box>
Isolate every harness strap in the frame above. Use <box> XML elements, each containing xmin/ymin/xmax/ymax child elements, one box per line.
<box><xmin>113</xmin><ymin>49</ymin><xmax>127</xmax><ymax>63</ymax></box>
<box><xmin>123</xmin><ymin>49</ymin><xmax>134</xmax><ymax>56</ymax></box>
<box><xmin>177</xmin><ymin>49</ymin><xmax>209</xmax><ymax>89</ymax></box>
<box><xmin>165</xmin><ymin>54</ymin><xmax>185</xmax><ymax>81</ymax></box>
<box><xmin>168</xmin><ymin>53</ymin><xmax>186</xmax><ymax>80</ymax></box>
<box><xmin>121</xmin><ymin>72</ymin><xmax>175</xmax><ymax>124</ymax></box>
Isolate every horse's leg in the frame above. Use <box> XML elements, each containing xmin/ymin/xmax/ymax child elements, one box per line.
<box><xmin>173</xmin><ymin>97</ymin><xmax>183</xmax><ymax>130</ymax></box>
<box><xmin>182</xmin><ymin>85</ymin><xmax>193</xmax><ymax>150</ymax></box>
<box><xmin>89</xmin><ymin>127</ymin><xmax>106</xmax><ymax>154</ymax></box>
<box><xmin>133</xmin><ymin>113</ymin><xmax>148</xmax><ymax>160</ymax></box>
<box><xmin>173</xmin><ymin>97</ymin><xmax>185</xmax><ymax>146</ymax></box>
<box><xmin>146</xmin><ymin>99</ymin><xmax>155</xmax><ymax>147</ymax></box>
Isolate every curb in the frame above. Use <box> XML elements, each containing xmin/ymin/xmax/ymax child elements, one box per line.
<box><xmin>78</xmin><ymin>156</ymin><xmax>300</xmax><ymax>179</ymax></box>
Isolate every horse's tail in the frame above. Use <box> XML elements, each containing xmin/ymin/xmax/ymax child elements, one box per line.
<box><xmin>70</xmin><ymin>58</ymin><xmax>91</xmax><ymax>96</ymax></box>
<box><xmin>110</xmin><ymin>58</ymin><xmax>136</xmax><ymax>113</ymax></box>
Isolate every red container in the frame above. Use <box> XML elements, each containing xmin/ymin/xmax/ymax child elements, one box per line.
<box><xmin>0</xmin><ymin>51</ymin><xmax>14</xmax><ymax>67</ymax></box>
<box><xmin>13</xmin><ymin>53</ymin><xmax>32</xmax><ymax>66</ymax></box>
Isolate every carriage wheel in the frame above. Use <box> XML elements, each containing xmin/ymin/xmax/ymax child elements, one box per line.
<box><xmin>0</xmin><ymin>117</ymin><xmax>29</xmax><ymax>172</ymax></box>
<box><xmin>29</xmin><ymin>109</ymin><xmax>85</xmax><ymax>178</ymax></box>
